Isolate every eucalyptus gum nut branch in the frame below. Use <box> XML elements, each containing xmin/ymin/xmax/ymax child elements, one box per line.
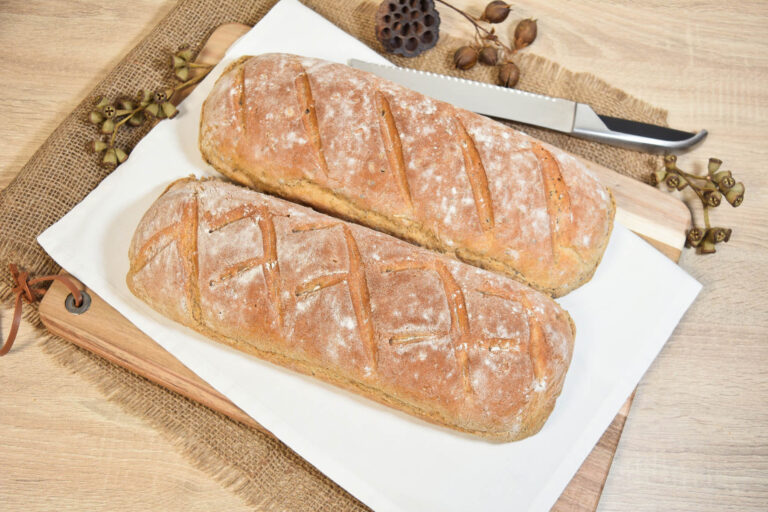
<box><xmin>88</xmin><ymin>46</ymin><xmax>214</xmax><ymax>170</ymax></box>
<box><xmin>653</xmin><ymin>156</ymin><xmax>743</xmax><ymax>254</ymax></box>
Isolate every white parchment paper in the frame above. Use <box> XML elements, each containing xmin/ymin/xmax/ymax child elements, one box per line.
<box><xmin>38</xmin><ymin>1</ymin><xmax>702</xmax><ymax>510</ymax></box>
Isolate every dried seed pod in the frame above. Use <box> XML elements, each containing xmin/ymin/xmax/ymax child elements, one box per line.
<box><xmin>89</xmin><ymin>111</ymin><xmax>104</xmax><ymax>124</ymax></box>
<box><xmin>710</xmin><ymin>227</ymin><xmax>732</xmax><ymax>244</ymax></box>
<box><xmin>498</xmin><ymin>61</ymin><xmax>520</xmax><ymax>87</ymax></box>
<box><xmin>161</xmin><ymin>101</ymin><xmax>179</xmax><ymax>119</ymax></box>
<box><xmin>663</xmin><ymin>154</ymin><xmax>678</xmax><ymax>169</ymax></box>
<box><xmin>479</xmin><ymin>46</ymin><xmax>499</xmax><ymax>66</ymax></box>
<box><xmin>137</xmin><ymin>89</ymin><xmax>153</xmax><ymax>106</ymax></box>
<box><xmin>725</xmin><ymin>182</ymin><xmax>745</xmax><ymax>207</ymax></box>
<box><xmin>175</xmin><ymin>66</ymin><xmax>190</xmax><ymax>81</ymax></box>
<box><xmin>454</xmin><ymin>46</ymin><xmax>479</xmax><ymax>70</ymax></box>
<box><xmin>127</xmin><ymin>112</ymin><xmax>145</xmax><ymax>127</ymax></box>
<box><xmin>154</xmin><ymin>90</ymin><xmax>168</xmax><ymax>104</ymax></box>
<box><xmin>703</xmin><ymin>190</ymin><xmax>722</xmax><ymax>207</ymax></box>
<box><xmin>375</xmin><ymin>0</ymin><xmax>441</xmax><ymax>58</ymax></box>
<box><xmin>91</xmin><ymin>140</ymin><xmax>108</xmax><ymax>153</ymax></box>
<box><xmin>176</xmin><ymin>48</ymin><xmax>194</xmax><ymax>62</ymax></box>
<box><xmin>650</xmin><ymin>168</ymin><xmax>667</xmax><ymax>186</ymax></box>
<box><xmin>665</xmin><ymin>173</ymin><xmax>681</xmax><ymax>190</ymax></box>
<box><xmin>514</xmin><ymin>18</ymin><xmax>537</xmax><ymax>49</ymax></box>
<box><xmin>100</xmin><ymin>118</ymin><xmax>115</xmax><ymax>134</ymax></box>
<box><xmin>697</xmin><ymin>227</ymin><xmax>729</xmax><ymax>254</ymax></box>
<box><xmin>115</xmin><ymin>147</ymin><xmax>128</xmax><ymax>164</ymax></box>
<box><xmin>172</xmin><ymin>55</ymin><xmax>187</xmax><ymax>69</ymax></box>
<box><xmin>712</xmin><ymin>170</ymin><xmax>735</xmax><ymax>191</ymax></box>
<box><xmin>102</xmin><ymin>105</ymin><xmax>116</xmax><ymax>119</ymax></box>
<box><xmin>482</xmin><ymin>1</ymin><xmax>511</xmax><ymax>23</ymax></box>
<box><xmin>145</xmin><ymin>102</ymin><xmax>161</xmax><ymax>117</ymax></box>
<box><xmin>102</xmin><ymin>148</ymin><xmax>118</xmax><ymax>166</ymax></box>
<box><xmin>685</xmin><ymin>227</ymin><xmax>704</xmax><ymax>248</ymax></box>
<box><xmin>697</xmin><ymin>237</ymin><xmax>716</xmax><ymax>254</ymax></box>
<box><xmin>707</xmin><ymin>157</ymin><xmax>722</xmax><ymax>174</ymax></box>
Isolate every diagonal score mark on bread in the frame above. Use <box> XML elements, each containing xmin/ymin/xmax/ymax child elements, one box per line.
<box><xmin>290</xmin><ymin>222</ymin><xmax>337</xmax><ymax>233</ymax></box>
<box><xmin>388</xmin><ymin>332</ymin><xmax>441</xmax><ymax>345</ymax></box>
<box><xmin>294</xmin><ymin>63</ymin><xmax>330</xmax><ymax>177</ymax></box>
<box><xmin>341</xmin><ymin>225</ymin><xmax>378</xmax><ymax>373</ymax></box>
<box><xmin>203</xmin><ymin>203</ymin><xmax>260</xmax><ymax>232</ymax></box>
<box><xmin>294</xmin><ymin>272</ymin><xmax>346</xmax><ymax>296</ymax></box>
<box><xmin>531</xmin><ymin>142</ymin><xmax>573</xmax><ymax>264</ymax></box>
<box><xmin>375</xmin><ymin>90</ymin><xmax>413</xmax><ymax>210</ymax></box>
<box><xmin>453</xmin><ymin>117</ymin><xmax>495</xmax><ymax>232</ymax></box>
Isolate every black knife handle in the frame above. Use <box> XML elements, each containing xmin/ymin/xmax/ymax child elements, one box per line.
<box><xmin>598</xmin><ymin>115</ymin><xmax>696</xmax><ymax>142</ymax></box>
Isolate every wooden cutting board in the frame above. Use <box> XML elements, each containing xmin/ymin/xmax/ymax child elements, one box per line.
<box><xmin>38</xmin><ymin>22</ymin><xmax>690</xmax><ymax>512</ymax></box>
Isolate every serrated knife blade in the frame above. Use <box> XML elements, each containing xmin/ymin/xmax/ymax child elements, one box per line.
<box><xmin>348</xmin><ymin>59</ymin><xmax>706</xmax><ymax>153</ymax></box>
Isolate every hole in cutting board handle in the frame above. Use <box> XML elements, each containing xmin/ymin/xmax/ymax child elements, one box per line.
<box><xmin>65</xmin><ymin>291</ymin><xmax>91</xmax><ymax>315</ymax></box>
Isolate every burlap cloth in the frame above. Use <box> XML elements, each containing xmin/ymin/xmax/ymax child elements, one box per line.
<box><xmin>0</xmin><ymin>0</ymin><xmax>667</xmax><ymax>509</ymax></box>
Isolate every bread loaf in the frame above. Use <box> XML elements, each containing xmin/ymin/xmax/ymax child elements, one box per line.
<box><xmin>127</xmin><ymin>178</ymin><xmax>575</xmax><ymax>441</ymax></box>
<box><xmin>199</xmin><ymin>53</ymin><xmax>615</xmax><ymax>297</ymax></box>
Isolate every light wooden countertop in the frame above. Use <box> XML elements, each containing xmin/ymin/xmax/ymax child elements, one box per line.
<box><xmin>1</xmin><ymin>1</ymin><xmax>766</xmax><ymax>510</ymax></box>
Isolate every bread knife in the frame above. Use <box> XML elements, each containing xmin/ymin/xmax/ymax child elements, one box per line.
<box><xmin>348</xmin><ymin>59</ymin><xmax>706</xmax><ymax>154</ymax></box>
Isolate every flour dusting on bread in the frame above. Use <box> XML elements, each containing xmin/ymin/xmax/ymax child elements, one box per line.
<box><xmin>199</xmin><ymin>53</ymin><xmax>615</xmax><ymax>297</ymax></box>
<box><xmin>127</xmin><ymin>178</ymin><xmax>575</xmax><ymax>441</ymax></box>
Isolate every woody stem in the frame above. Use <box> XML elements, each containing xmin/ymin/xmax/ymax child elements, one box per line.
<box><xmin>435</xmin><ymin>0</ymin><xmax>515</xmax><ymax>54</ymax></box>
<box><xmin>109</xmin><ymin>107</ymin><xmax>144</xmax><ymax>147</ymax></box>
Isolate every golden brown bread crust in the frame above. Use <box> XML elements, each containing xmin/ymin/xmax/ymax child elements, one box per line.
<box><xmin>199</xmin><ymin>54</ymin><xmax>615</xmax><ymax>297</ymax></box>
<box><xmin>127</xmin><ymin>178</ymin><xmax>575</xmax><ymax>441</ymax></box>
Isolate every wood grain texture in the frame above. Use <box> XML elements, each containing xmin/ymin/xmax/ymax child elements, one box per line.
<box><xmin>1</xmin><ymin>1</ymin><xmax>767</xmax><ymax>511</ymax></box>
<box><xmin>0</xmin><ymin>309</ymin><xmax>251</xmax><ymax>511</ymax></box>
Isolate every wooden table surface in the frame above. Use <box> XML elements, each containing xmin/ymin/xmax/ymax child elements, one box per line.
<box><xmin>1</xmin><ymin>0</ymin><xmax>766</xmax><ymax>510</ymax></box>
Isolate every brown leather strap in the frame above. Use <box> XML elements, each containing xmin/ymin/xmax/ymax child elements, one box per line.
<box><xmin>0</xmin><ymin>264</ymin><xmax>82</xmax><ymax>357</ymax></box>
